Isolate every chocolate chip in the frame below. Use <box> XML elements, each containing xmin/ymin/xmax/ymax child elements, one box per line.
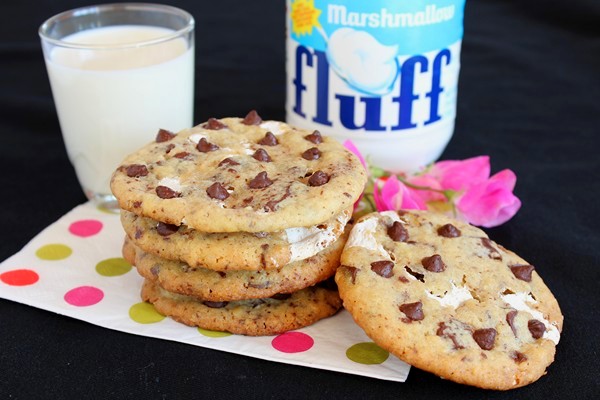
<box><xmin>271</xmin><ymin>293</ymin><xmax>292</xmax><ymax>301</ymax></box>
<box><xmin>511</xmin><ymin>351</ymin><xmax>528</xmax><ymax>363</ymax></box>
<box><xmin>388</xmin><ymin>221</ymin><xmax>408</xmax><ymax>242</ymax></box>
<box><xmin>248</xmin><ymin>171</ymin><xmax>273</xmax><ymax>189</ymax></box>
<box><xmin>242</xmin><ymin>110</ymin><xmax>262</xmax><ymax>125</ymax></box>
<box><xmin>206</xmin><ymin>182</ymin><xmax>230</xmax><ymax>200</ymax></box>
<box><xmin>242</xmin><ymin>196</ymin><xmax>254</xmax><ymax>207</ymax></box>
<box><xmin>253</xmin><ymin>148</ymin><xmax>272</xmax><ymax>162</ymax></box>
<box><xmin>510</xmin><ymin>264</ymin><xmax>535</xmax><ymax>282</ymax></box>
<box><xmin>399</xmin><ymin>301</ymin><xmax>424</xmax><ymax>321</ymax></box>
<box><xmin>204</xmin><ymin>118</ymin><xmax>227</xmax><ymax>130</ymax></box>
<box><xmin>155</xmin><ymin>128</ymin><xmax>176</xmax><ymax>142</ymax></box>
<box><xmin>481</xmin><ymin>238</ymin><xmax>502</xmax><ymax>260</ymax></box>
<box><xmin>308</xmin><ymin>170</ymin><xmax>329</xmax><ymax>186</ymax></box>
<box><xmin>404</xmin><ymin>266</ymin><xmax>425</xmax><ymax>282</ymax></box>
<box><xmin>196</xmin><ymin>137</ymin><xmax>219</xmax><ymax>152</ymax></box>
<box><xmin>258</xmin><ymin>131</ymin><xmax>278</xmax><ymax>146</ymax></box>
<box><xmin>304</xmin><ymin>130</ymin><xmax>323</xmax><ymax>144</ymax></box>
<box><xmin>218</xmin><ymin>157</ymin><xmax>239</xmax><ymax>167</ymax></box>
<box><xmin>156</xmin><ymin>186</ymin><xmax>180</xmax><ymax>199</ymax></box>
<box><xmin>156</xmin><ymin>222</ymin><xmax>179</xmax><ymax>236</ymax></box>
<box><xmin>301</xmin><ymin>147</ymin><xmax>321</xmax><ymax>160</ymax></box>
<box><xmin>421</xmin><ymin>254</ymin><xmax>446</xmax><ymax>272</ymax></box>
<box><xmin>264</xmin><ymin>200</ymin><xmax>278</xmax><ymax>212</ymax></box>
<box><xmin>173</xmin><ymin>152</ymin><xmax>190</xmax><ymax>159</ymax></box>
<box><xmin>528</xmin><ymin>319</ymin><xmax>546</xmax><ymax>339</ymax></box>
<box><xmin>202</xmin><ymin>301</ymin><xmax>228</xmax><ymax>308</ymax></box>
<box><xmin>436</xmin><ymin>322</ymin><xmax>465</xmax><ymax>350</ymax></box>
<box><xmin>472</xmin><ymin>328</ymin><xmax>497</xmax><ymax>350</ymax></box>
<box><xmin>370</xmin><ymin>260</ymin><xmax>394</xmax><ymax>278</ymax></box>
<box><xmin>438</xmin><ymin>223</ymin><xmax>461</xmax><ymax>238</ymax></box>
<box><xmin>165</xmin><ymin>144</ymin><xmax>175</xmax><ymax>153</ymax></box>
<box><xmin>126</xmin><ymin>164</ymin><xmax>148</xmax><ymax>178</ymax></box>
<box><xmin>341</xmin><ymin>265</ymin><xmax>359</xmax><ymax>284</ymax></box>
<box><xmin>506</xmin><ymin>310</ymin><xmax>518</xmax><ymax>336</ymax></box>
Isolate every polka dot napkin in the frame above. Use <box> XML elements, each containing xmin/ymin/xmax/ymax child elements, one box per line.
<box><xmin>0</xmin><ymin>201</ymin><xmax>410</xmax><ymax>382</ymax></box>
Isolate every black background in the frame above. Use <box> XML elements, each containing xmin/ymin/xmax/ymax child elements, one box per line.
<box><xmin>1</xmin><ymin>1</ymin><xmax>599</xmax><ymax>399</ymax></box>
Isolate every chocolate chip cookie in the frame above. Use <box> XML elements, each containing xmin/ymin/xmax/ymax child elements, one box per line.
<box><xmin>111</xmin><ymin>112</ymin><xmax>366</xmax><ymax>232</ymax></box>
<box><xmin>141</xmin><ymin>279</ymin><xmax>342</xmax><ymax>336</ymax></box>
<box><xmin>120</xmin><ymin>208</ymin><xmax>351</xmax><ymax>270</ymax></box>
<box><xmin>335</xmin><ymin>211</ymin><xmax>563</xmax><ymax>390</ymax></box>
<box><xmin>123</xmin><ymin>219</ymin><xmax>348</xmax><ymax>301</ymax></box>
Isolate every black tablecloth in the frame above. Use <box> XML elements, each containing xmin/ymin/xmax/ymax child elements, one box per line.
<box><xmin>1</xmin><ymin>1</ymin><xmax>598</xmax><ymax>398</ymax></box>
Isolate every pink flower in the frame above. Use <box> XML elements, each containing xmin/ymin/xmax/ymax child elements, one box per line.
<box><xmin>406</xmin><ymin>173</ymin><xmax>446</xmax><ymax>203</ymax></box>
<box><xmin>373</xmin><ymin>176</ymin><xmax>427</xmax><ymax>211</ymax></box>
<box><xmin>340</xmin><ymin>140</ymin><xmax>521</xmax><ymax>227</ymax></box>
<box><xmin>429</xmin><ymin>155</ymin><xmax>490</xmax><ymax>191</ymax></box>
<box><xmin>456</xmin><ymin>169</ymin><xmax>522</xmax><ymax>228</ymax></box>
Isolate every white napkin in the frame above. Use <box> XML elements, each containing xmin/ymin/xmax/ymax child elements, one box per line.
<box><xmin>0</xmin><ymin>201</ymin><xmax>410</xmax><ymax>382</ymax></box>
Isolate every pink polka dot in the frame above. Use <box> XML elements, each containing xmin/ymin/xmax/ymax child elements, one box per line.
<box><xmin>271</xmin><ymin>332</ymin><xmax>314</xmax><ymax>353</ymax></box>
<box><xmin>0</xmin><ymin>269</ymin><xmax>39</xmax><ymax>286</ymax></box>
<box><xmin>64</xmin><ymin>286</ymin><xmax>104</xmax><ymax>307</ymax></box>
<box><xmin>69</xmin><ymin>219</ymin><xmax>103</xmax><ymax>237</ymax></box>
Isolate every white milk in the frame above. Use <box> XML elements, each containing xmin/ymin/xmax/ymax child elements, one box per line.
<box><xmin>45</xmin><ymin>25</ymin><xmax>194</xmax><ymax>198</ymax></box>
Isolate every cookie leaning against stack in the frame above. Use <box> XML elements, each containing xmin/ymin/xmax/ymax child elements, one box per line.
<box><xmin>335</xmin><ymin>210</ymin><xmax>563</xmax><ymax>390</ymax></box>
<box><xmin>112</xmin><ymin>111</ymin><xmax>367</xmax><ymax>336</ymax></box>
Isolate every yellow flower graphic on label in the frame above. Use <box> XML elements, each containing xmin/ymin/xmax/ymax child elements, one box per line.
<box><xmin>291</xmin><ymin>0</ymin><xmax>321</xmax><ymax>36</ymax></box>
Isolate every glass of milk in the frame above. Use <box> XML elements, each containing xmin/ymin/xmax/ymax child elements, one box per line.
<box><xmin>39</xmin><ymin>3</ymin><xmax>195</xmax><ymax>209</ymax></box>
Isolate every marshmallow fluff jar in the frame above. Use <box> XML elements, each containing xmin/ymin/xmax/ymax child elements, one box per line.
<box><xmin>39</xmin><ymin>3</ymin><xmax>195</xmax><ymax>207</ymax></box>
<box><xmin>286</xmin><ymin>0</ymin><xmax>466</xmax><ymax>172</ymax></box>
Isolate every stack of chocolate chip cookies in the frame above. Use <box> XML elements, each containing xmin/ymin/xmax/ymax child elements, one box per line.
<box><xmin>112</xmin><ymin>111</ymin><xmax>366</xmax><ymax>336</ymax></box>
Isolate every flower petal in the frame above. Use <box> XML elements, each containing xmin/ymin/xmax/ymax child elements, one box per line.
<box><xmin>457</xmin><ymin>169</ymin><xmax>521</xmax><ymax>227</ymax></box>
<box><xmin>434</xmin><ymin>155</ymin><xmax>491</xmax><ymax>191</ymax></box>
<box><xmin>407</xmin><ymin>173</ymin><xmax>446</xmax><ymax>202</ymax></box>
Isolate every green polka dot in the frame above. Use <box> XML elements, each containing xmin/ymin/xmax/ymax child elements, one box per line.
<box><xmin>96</xmin><ymin>204</ymin><xmax>120</xmax><ymax>215</ymax></box>
<box><xmin>35</xmin><ymin>244</ymin><xmax>72</xmax><ymax>260</ymax></box>
<box><xmin>96</xmin><ymin>257</ymin><xmax>132</xmax><ymax>277</ymax></box>
<box><xmin>129</xmin><ymin>302</ymin><xmax>165</xmax><ymax>324</ymax></box>
<box><xmin>198</xmin><ymin>328</ymin><xmax>232</xmax><ymax>338</ymax></box>
<box><xmin>346</xmin><ymin>342</ymin><xmax>389</xmax><ymax>365</ymax></box>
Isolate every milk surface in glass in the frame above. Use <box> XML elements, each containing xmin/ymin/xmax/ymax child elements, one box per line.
<box><xmin>45</xmin><ymin>26</ymin><xmax>194</xmax><ymax>198</ymax></box>
<box><xmin>286</xmin><ymin>0</ymin><xmax>466</xmax><ymax>172</ymax></box>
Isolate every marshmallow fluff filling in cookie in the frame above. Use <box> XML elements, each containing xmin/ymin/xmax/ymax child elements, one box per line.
<box><xmin>122</xmin><ymin>219</ymin><xmax>350</xmax><ymax>302</ymax></box>
<box><xmin>285</xmin><ymin>209</ymin><xmax>351</xmax><ymax>263</ymax></box>
<box><xmin>121</xmin><ymin>208</ymin><xmax>352</xmax><ymax>270</ymax></box>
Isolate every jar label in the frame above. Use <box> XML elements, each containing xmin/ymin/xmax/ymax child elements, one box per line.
<box><xmin>286</xmin><ymin>0</ymin><xmax>466</xmax><ymax>170</ymax></box>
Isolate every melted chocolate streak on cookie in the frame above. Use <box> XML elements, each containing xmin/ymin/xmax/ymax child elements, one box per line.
<box><xmin>506</xmin><ymin>310</ymin><xmax>518</xmax><ymax>336</ymax></box>
<box><xmin>512</xmin><ymin>351</ymin><xmax>528</xmax><ymax>364</ymax></box>
<box><xmin>259</xmin><ymin>244</ymin><xmax>270</xmax><ymax>269</ymax></box>
<box><xmin>341</xmin><ymin>265</ymin><xmax>358</xmax><ymax>284</ymax></box>
<box><xmin>436</xmin><ymin>322</ymin><xmax>465</xmax><ymax>350</ymax></box>
<box><xmin>480</xmin><ymin>238</ymin><xmax>502</xmax><ymax>260</ymax></box>
<box><xmin>264</xmin><ymin>184</ymin><xmax>292</xmax><ymax>212</ymax></box>
<box><xmin>404</xmin><ymin>266</ymin><xmax>425</xmax><ymax>282</ymax></box>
